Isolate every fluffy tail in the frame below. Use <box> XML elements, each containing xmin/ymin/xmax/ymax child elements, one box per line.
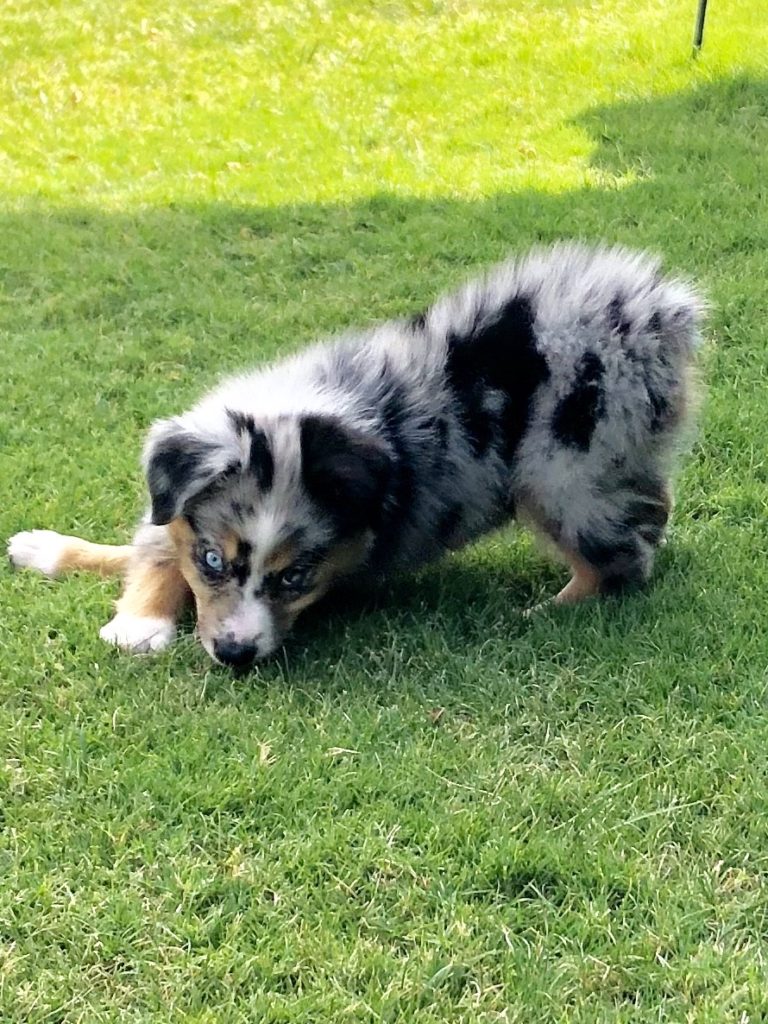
<box><xmin>8</xmin><ymin>530</ymin><xmax>132</xmax><ymax>579</ymax></box>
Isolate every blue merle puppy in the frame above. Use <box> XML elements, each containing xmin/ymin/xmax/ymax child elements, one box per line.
<box><xmin>8</xmin><ymin>243</ymin><xmax>704</xmax><ymax>671</ymax></box>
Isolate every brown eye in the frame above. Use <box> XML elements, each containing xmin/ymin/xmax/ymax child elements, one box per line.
<box><xmin>279</xmin><ymin>565</ymin><xmax>308</xmax><ymax>591</ymax></box>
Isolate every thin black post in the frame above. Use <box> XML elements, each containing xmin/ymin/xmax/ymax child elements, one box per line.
<box><xmin>692</xmin><ymin>0</ymin><xmax>709</xmax><ymax>55</ymax></box>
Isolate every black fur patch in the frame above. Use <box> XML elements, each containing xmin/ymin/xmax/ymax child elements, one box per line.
<box><xmin>227</xmin><ymin>410</ymin><xmax>254</xmax><ymax>434</ymax></box>
<box><xmin>623</xmin><ymin>495</ymin><xmax>669</xmax><ymax>545</ymax></box>
<box><xmin>378</xmin><ymin>388</ymin><xmax>418</xmax><ymax>531</ymax></box>
<box><xmin>647</xmin><ymin>311</ymin><xmax>662</xmax><ymax>334</ymax></box>
<box><xmin>552</xmin><ymin>352</ymin><xmax>606</xmax><ymax>451</ymax></box>
<box><xmin>647</xmin><ymin>385</ymin><xmax>671</xmax><ymax>433</ymax></box>
<box><xmin>300</xmin><ymin>415</ymin><xmax>392</xmax><ymax>536</ymax></box>
<box><xmin>232</xmin><ymin>539</ymin><xmax>252</xmax><ymax>586</ymax></box>
<box><xmin>577</xmin><ymin>483</ymin><xmax>667</xmax><ymax>595</ymax></box>
<box><xmin>600</xmin><ymin>569</ymin><xmax>647</xmax><ymax>597</ymax></box>
<box><xmin>446</xmin><ymin>295</ymin><xmax>549</xmax><ymax>463</ymax></box>
<box><xmin>576</xmin><ymin>531</ymin><xmax>647</xmax><ymax>595</ymax></box>
<box><xmin>608</xmin><ymin>295</ymin><xmax>632</xmax><ymax>338</ymax></box>
<box><xmin>437</xmin><ymin>503</ymin><xmax>463</xmax><ymax>545</ymax></box>
<box><xmin>248</xmin><ymin>431</ymin><xmax>274</xmax><ymax>492</ymax></box>
<box><xmin>435</xmin><ymin>417</ymin><xmax>449</xmax><ymax>450</ymax></box>
<box><xmin>227</xmin><ymin>410</ymin><xmax>274</xmax><ymax>491</ymax></box>
<box><xmin>146</xmin><ymin>433</ymin><xmax>217</xmax><ymax>525</ymax></box>
<box><xmin>410</xmin><ymin>310</ymin><xmax>428</xmax><ymax>331</ymax></box>
<box><xmin>453</xmin><ymin>387</ymin><xmax>494</xmax><ymax>457</ymax></box>
<box><xmin>577</xmin><ymin>531</ymin><xmax>636</xmax><ymax>569</ymax></box>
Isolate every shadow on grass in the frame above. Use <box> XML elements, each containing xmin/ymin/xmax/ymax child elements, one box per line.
<box><xmin>2</xmin><ymin>73</ymin><xmax>767</xmax><ymax>690</ymax></box>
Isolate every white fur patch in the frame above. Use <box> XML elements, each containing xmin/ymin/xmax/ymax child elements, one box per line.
<box><xmin>99</xmin><ymin>614</ymin><xmax>176</xmax><ymax>654</ymax></box>
<box><xmin>7</xmin><ymin>530</ymin><xmax>68</xmax><ymax>578</ymax></box>
<box><xmin>220</xmin><ymin>597</ymin><xmax>278</xmax><ymax>658</ymax></box>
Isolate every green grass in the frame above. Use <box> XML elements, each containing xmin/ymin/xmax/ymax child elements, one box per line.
<box><xmin>2</xmin><ymin>0</ymin><xmax>768</xmax><ymax>1020</ymax></box>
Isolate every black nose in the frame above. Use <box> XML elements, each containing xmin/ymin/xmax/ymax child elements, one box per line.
<box><xmin>213</xmin><ymin>637</ymin><xmax>258</xmax><ymax>672</ymax></box>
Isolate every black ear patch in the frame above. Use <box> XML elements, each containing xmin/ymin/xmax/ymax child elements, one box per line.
<box><xmin>144</xmin><ymin>428</ymin><xmax>220</xmax><ymax>525</ymax></box>
<box><xmin>300</xmin><ymin>416</ymin><xmax>392</xmax><ymax>534</ymax></box>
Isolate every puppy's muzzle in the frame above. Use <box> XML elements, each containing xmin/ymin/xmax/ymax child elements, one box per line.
<box><xmin>213</xmin><ymin>635</ymin><xmax>258</xmax><ymax>673</ymax></box>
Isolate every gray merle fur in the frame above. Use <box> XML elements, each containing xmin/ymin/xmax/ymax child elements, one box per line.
<box><xmin>137</xmin><ymin>242</ymin><xmax>705</xmax><ymax>659</ymax></box>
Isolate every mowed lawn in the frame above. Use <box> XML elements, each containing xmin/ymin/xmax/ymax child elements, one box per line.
<box><xmin>2</xmin><ymin>1</ymin><xmax>768</xmax><ymax>1020</ymax></box>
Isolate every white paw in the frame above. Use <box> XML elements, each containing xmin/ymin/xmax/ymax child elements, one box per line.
<box><xmin>99</xmin><ymin>614</ymin><xmax>176</xmax><ymax>654</ymax></box>
<box><xmin>7</xmin><ymin>530</ymin><xmax>67</xmax><ymax>578</ymax></box>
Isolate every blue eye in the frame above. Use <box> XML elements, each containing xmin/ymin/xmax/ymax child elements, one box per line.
<box><xmin>204</xmin><ymin>549</ymin><xmax>224</xmax><ymax>572</ymax></box>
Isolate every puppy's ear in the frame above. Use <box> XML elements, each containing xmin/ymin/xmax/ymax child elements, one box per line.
<box><xmin>143</xmin><ymin>417</ymin><xmax>235</xmax><ymax>525</ymax></box>
<box><xmin>300</xmin><ymin>416</ymin><xmax>392</xmax><ymax>533</ymax></box>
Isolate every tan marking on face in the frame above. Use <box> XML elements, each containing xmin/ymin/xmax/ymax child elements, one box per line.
<box><xmin>168</xmin><ymin>521</ymin><xmax>371</xmax><ymax>658</ymax></box>
<box><xmin>281</xmin><ymin>534</ymin><xmax>371</xmax><ymax>620</ymax></box>
<box><xmin>220</xmin><ymin>531</ymin><xmax>241</xmax><ymax>562</ymax></box>
<box><xmin>167</xmin><ymin>518</ymin><xmax>236</xmax><ymax>636</ymax></box>
<box><xmin>263</xmin><ymin>537</ymin><xmax>300</xmax><ymax>575</ymax></box>
<box><xmin>167</xmin><ymin>518</ymin><xmax>196</xmax><ymax>573</ymax></box>
<box><xmin>167</xmin><ymin>517</ymin><xmax>204</xmax><ymax>598</ymax></box>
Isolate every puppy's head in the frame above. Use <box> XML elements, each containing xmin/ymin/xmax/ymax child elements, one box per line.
<box><xmin>144</xmin><ymin>410</ymin><xmax>391</xmax><ymax>670</ymax></box>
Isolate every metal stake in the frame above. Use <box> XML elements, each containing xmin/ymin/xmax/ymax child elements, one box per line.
<box><xmin>693</xmin><ymin>0</ymin><xmax>709</xmax><ymax>55</ymax></box>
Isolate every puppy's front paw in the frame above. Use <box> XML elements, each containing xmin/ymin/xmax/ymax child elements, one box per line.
<box><xmin>99</xmin><ymin>614</ymin><xmax>176</xmax><ymax>654</ymax></box>
<box><xmin>8</xmin><ymin>530</ymin><xmax>68</xmax><ymax>578</ymax></box>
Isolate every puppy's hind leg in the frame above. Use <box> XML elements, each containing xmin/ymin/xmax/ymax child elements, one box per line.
<box><xmin>553</xmin><ymin>553</ymin><xmax>603</xmax><ymax>605</ymax></box>
<box><xmin>521</xmin><ymin>475</ymin><xmax>671</xmax><ymax>610</ymax></box>
<box><xmin>517</xmin><ymin>502</ymin><xmax>603</xmax><ymax>614</ymax></box>
<box><xmin>561</xmin><ymin>477</ymin><xmax>672</xmax><ymax>603</ymax></box>
<box><xmin>521</xmin><ymin>543</ymin><xmax>602</xmax><ymax>616</ymax></box>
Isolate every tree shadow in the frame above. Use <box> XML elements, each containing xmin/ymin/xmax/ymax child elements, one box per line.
<box><xmin>2</xmin><ymin>72</ymin><xmax>766</xmax><ymax>691</ymax></box>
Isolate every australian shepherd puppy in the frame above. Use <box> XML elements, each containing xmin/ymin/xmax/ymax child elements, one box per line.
<box><xmin>8</xmin><ymin>244</ymin><xmax>704</xmax><ymax>672</ymax></box>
